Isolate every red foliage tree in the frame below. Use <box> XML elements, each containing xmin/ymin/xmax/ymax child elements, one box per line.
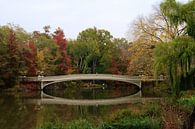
<box><xmin>52</xmin><ymin>28</ymin><xmax>71</xmax><ymax>74</ymax></box>
<box><xmin>23</xmin><ymin>41</ymin><xmax>37</xmax><ymax>76</ymax></box>
<box><xmin>107</xmin><ymin>59</ymin><xmax>119</xmax><ymax>74</ymax></box>
<box><xmin>1</xmin><ymin>30</ymin><xmax>23</xmax><ymax>87</ymax></box>
<box><xmin>8</xmin><ymin>30</ymin><xmax>17</xmax><ymax>56</ymax></box>
<box><xmin>8</xmin><ymin>30</ymin><xmax>18</xmax><ymax>68</ymax></box>
<box><xmin>2</xmin><ymin>30</ymin><xmax>19</xmax><ymax>86</ymax></box>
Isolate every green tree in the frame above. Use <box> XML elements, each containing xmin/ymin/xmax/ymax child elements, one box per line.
<box><xmin>68</xmin><ymin>28</ymin><xmax>129</xmax><ymax>74</ymax></box>
<box><xmin>155</xmin><ymin>36</ymin><xmax>195</xmax><ymax>95</ymax></box>
<box><xmin>101</xmin><ymin>38</ymin><xmax>129</xmax><ymax>74</ymax></box>
<box><xmin>154</xmin><ymin>0</ymin><xmax>195</xmax><ymax>95</ymax></box>
<box><xmin>33</xmin><ymin>30</ymin><xmax>60</xmax><ymax>75</ymax></box>
<box><xmin>69</xmin><ymin>27</ymin><xmax>114</xmax><ymax>73</ymax></box>
<box><xmin>67</xmin><ymin>39</ymin><xmax>89</xmax><ymax>73</ymax></box>
<box><xmin>160</xmin><ymin>0</ymin><xmax>195</xmax><ymax>38</ymax></box>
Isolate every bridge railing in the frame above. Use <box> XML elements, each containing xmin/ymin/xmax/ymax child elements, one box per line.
<box><xmin>139</xmin><ymin>75</ymin><xmax>166</xmax><ymax>81</ymax></box>
<box><xmin>42</xmin><ymin>74</ymin><xmax>142</xmax><ymax>81</ymax></box>
<box><xmin>19</xmin><ymin>76</ymin><xmax>44</xmax><ymax>82</ymax></box>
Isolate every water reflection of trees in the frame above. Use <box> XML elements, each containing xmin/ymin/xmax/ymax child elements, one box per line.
<box><xmin>44</xmin><ymin>80</ymin><xmax>139</xmax><ymax>99</ymax></box>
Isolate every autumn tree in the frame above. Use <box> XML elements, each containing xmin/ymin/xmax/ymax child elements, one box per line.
<box><xmin>112</xmin><ymin>38</ymin><xmax>130</xmax><ymax>74</ymax></box>
<box><xmin>128</xmin><ymin>1</ymin><xmax>189</xmax><ymax>76</ymax></box>
<box><xmin>22</xmin><ymin>41</ymin><xmax>37</xmax><ymax>76</ymax></box>
<box><xmin>52</xmin><ymin>27</ymin><xmax>71</xmax><ymax>74</ymax></box>
<box><xmin>33</xmin><ymin>28</ymin><xmax>60</xmax><ymax>75</ymax></box>
<box><xmin>127</xmin><ymin>40</ymin><xmax>155</xmax><ymax>76</ymax></box>
<box><xmin>0</xmin><ymin>25</ymin><xmax>28</xmax><ymax>87</ymax></box>
<box><xmin>132</xmin><ymin>6</ymin><xmax>186</xmax><ymax>43</ymax></box>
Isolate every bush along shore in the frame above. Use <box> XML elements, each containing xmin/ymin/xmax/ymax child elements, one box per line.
<box><xmin>36</xmin><ymin>98</ymin><xmax>195</xmax><ymax>129</ymax></box>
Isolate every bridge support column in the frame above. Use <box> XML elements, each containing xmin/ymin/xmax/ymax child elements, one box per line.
<box><xmin>41</xmin><ymin>81</ymin><xmax>44</xmax><ymax>90</ymax></box>
<box><xmin>139</xmin><ymin>81</ymin><xmax>142</xmax><ymax>89</ymax></box>
<box><xmin>139</xmin><ymin>90</ymin><xmax>142</xmax><ymax>97</ymax></box>
<box><xmin>41</xmin><ymin>91</ymin><xmax>44</xmax><ymax>99</ymax></box>
<box><xmin>139</xmin><ymin>81</ymin><xmax>142</xmax><ymax>97</ymax></box>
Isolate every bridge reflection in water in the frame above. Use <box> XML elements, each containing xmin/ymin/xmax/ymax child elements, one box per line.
<box><xmin>24</xmin><ymin>91</ymin><xmax>161</xmax><ymax>106</ymax></box>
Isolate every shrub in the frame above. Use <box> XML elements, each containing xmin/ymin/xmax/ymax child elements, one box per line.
<box><xmin>101</xmin><ymin>117</ymin><xmax>161</xmax><ymax>129</ymax></box>
<box><xmin>108</xmin><ymin>109</ymin><xmax>134</xmax><ymax>122</ymax></box>
<box><xmin>142</xmin><ymin>102</ymin><xmax>161</xmax><ymax>118</ymax></box>
<box><xmin>37</xmin><ymin>122</ymin><xmax>66</xmax><ymax>129</ymax></box>
<box><xmin>102</xmin><ymin>108</ymin><xmax>162</xmax><ymax>129</ymax></box>
<box><xmin>37</xmin><ymin>120</ymin><xmax>95</xmax><ymax>129</ymax></box>
<box><xmin>65</xmin><ymin>119</ymin><xmax>95</xmax><ymax>129</ymax></box>
<box><xmin>178</xmin><ymin>96</ymin><xmax>195</xmax><ymax>109</ymax></box>
<box><xmin>37</xmin><ymin>104</ymin><xmax>163</xmax><ymax>129</ymax></box>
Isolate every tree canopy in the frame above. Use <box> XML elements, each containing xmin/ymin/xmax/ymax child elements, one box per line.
<box><xmin>154</xmin><ymin>0</ymin><xmax>195</xmax><ymax>95</ymax></box>
<box><xmin>68</xmin><ymin>27</ymin><xmax>129</xmax><ymax>74</ymax></box>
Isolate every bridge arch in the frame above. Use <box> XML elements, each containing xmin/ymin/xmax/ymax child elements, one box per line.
<box><xmin>39</xmin><ymin>74</ymin><xmax>142</xmax><ymax>105</ymax></box>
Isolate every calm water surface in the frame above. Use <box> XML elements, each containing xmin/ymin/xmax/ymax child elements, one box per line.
<box><xmin>0</xmin><ymin>80</ymin><xmax>164</xmax><ymax>129</ymax></box>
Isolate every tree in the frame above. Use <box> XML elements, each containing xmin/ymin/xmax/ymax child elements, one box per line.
<box><xmin>52</xmin><ymin>27</ymin><xmax>71</xmax><ymax>74</ymax></box>
<box><xmin>69</xmin><ymin>27</ymin><xmax>129</xmax><ymax>74</ymax></box>
<box><xmin>127</xmin><ymin>40</ymin><xmax>155</xmax><ymax>76</ymax></box>
<box><xmin>160</xmin><ymin>0</ymin><xmax>195</xmax><ymax>38</ymax></box>
<box><xmin>67</xmin><ymin>39</ymin><xmax>89</xmax><ymax>73</ymax></box>
<box><xmin>0</xmin><ymin>25</ymin><xmax>27</xmax><ymax>87</ymax></box>
<box><xmin>33</xmin><ymin>29</ymin><xmax>60</xmax><ymax>75</ymax></box>
<box><xmin>112</xmin><ymin>38</ymin><xmax>130</xmax><ymax>74</ymax></box>
<box><xmin>76</xmin><ymin>30</ymin><xmax>100</xmax><ymax>73</ymax></box>
<box><xmin>131</xmin><ymin>7</ymin><xmax>186</xmax><ymax>44</ymax></box>
<box><xmin>153</xmin><ymin>0</ymin><xmax>195</xmax><ymax>95</ymax></box>
<box><xmin>128</xmin><ymin>5</ymin><xmax>187</xmax><ymax>76</ymax></box>
<box><xmin>68</xmin><ymin>28</ymin><xmax>129</xmax><ymax>74</ymax></box>
<box><xmin>22</xmin><ymin>41</ymin><xmax>37</xmax><ymax>76</ymax></box>
<box><xmin>155</xmin><ymin>36</ymin><xmax>195</xmax><ymax>95</ymax></box>
<box><xmin>71</xmin><ymin>27</ymin><xmax>114</xmax><ymax>73</ymax></box>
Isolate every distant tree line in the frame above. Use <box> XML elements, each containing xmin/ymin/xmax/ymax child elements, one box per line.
<box><xmin>0</xmin><ymin>25</ymin><xmax>129</xmax><ymax>88</ymax></box>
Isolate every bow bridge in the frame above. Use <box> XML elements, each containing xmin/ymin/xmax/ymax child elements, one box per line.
<box><xmin>20</xmin><ymin>74</ymin><xmax>165</xmax><ymax>105</ymax></box>
<box><xmin>21</xmin><ymin>74</ymin><xmax>146</xmax><ymax>89</ymax></box>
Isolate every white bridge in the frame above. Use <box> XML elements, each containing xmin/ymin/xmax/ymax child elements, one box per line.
<box><xmin>21</xmin><ymin>74</ymin><xmax>164</xmax><ymax>105</ymax></box>
<box><xmin>22</xmin><ymin>74</ymin><xmax>143</xmax><ymax>89</ymax></box>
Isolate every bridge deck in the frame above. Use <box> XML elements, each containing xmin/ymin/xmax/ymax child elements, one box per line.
<box><xmin>20</xmin><ymin>74</ymin><xmax>164</xmax><ymax>82</ymax></box>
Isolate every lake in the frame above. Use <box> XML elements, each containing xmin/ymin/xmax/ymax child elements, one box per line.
<box><xmin>0</xmin><ymin>80</ymin><xmax>165</xmax><ymax>129</ymax></box>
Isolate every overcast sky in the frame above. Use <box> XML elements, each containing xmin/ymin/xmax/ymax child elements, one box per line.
<box><xmin>0</xmin><ymin>0</ymin><xmax>189</xmax><ymax>39</ymax></box>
